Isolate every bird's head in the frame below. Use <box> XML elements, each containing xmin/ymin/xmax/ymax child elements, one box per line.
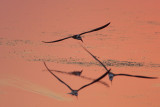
<box><xmin>108</xmin><ymin>72</ymin><xmax>114</xmax><ymax>82</ymax></box>
<box><xmin>72</xmin><ymin>35</ymin><xmax>83</xmax><ymax>42</ymax></box>
<box><xmin>68</xmin><ymin>90</ymin><xmax>78</xmax><ymax>96</ymax></box>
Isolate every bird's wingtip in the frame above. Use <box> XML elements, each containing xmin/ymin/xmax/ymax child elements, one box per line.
<box><xmin>153</xmin><ymin>77</ymin><xmax>158</xmax><ymax>79</ymax></box>
<box><xmin>42</xmin><ymin>41</ymin><xmax>46</xmax><ymax>43</ymax></box>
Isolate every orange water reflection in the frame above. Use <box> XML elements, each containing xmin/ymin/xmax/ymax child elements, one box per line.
<box><xmin>0</xmin><ymin>0</ymin><xmax>160</xmax><ymax>107</ymax></box>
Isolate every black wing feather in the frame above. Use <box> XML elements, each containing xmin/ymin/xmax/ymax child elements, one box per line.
<box><xmin>81</xmin><ymin>45</ymin><xmax>109</xmax><ymax>71</ymax></box>
<box><xmin>116</xmin><ymin>74</ymin><xmax>158</xmax><ymax>79</ymax></box>
<box><xmin>42</xmin><ymin>36</ymin><xmax>72</xmax><ymax>43</ymax></box>
<box><xmin>79</xmin><ymin>22</ymin><xmax>110</xmax><ymax>35</ymax></box>
<box><xmin>43</xmin><ymin>62</ymin><xmax>73</xmax><ymax>91</ymax></box>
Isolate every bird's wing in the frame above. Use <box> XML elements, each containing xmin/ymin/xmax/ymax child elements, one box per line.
<box><xmin>116</xmin><ymin>74</ymin><xmax>158</xmax><ymax>79</ymax></box>
<box><xmin>81</xmin><ymin>45</ymin><xmax>109</xmax><ymax>71</ymax></box>
<box><xmin>78</xmin><ymin>69</ymin><xmax>111</xmax><ymax>91</ymax></box>
<box><xmin>43</xmin><ymin>62</ymin><xmax>73</xmax><ymax>91</ymax></box>
<box><xmin>42</xmin><ymin>36</ymin><xmax>72</xmax><ymax>43</ymax></box>
<box><xmin>79</xmin><ymin>22</ymin><xmax>110</xmax><ymax>36</ymax></box>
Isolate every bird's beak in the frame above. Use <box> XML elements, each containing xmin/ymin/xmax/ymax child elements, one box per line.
<box><xmin>80</xmin><ymin>38</ymin><xmax>83</xmax><ymax>42</ymax></box>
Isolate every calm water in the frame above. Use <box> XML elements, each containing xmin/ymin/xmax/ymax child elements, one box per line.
<box><xmin>0</xmin><ymin>0</ymin><xmax>160</xmax><ymax>107</ymax></box>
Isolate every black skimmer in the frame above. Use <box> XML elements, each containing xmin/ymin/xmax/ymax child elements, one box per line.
<box><xmin>81</xmin><ymin>45</ymin><xmax>158</xmax><ymax>83</ymax></box>
<box><xmin>42</xmin><ymin>22</ymin><xmax>110</xmax><ymax>43</ymax></box>
<box><xmin>43</xmin><ymin>62</ymin><xmax>110</xmax><ymax>96</ymax></box>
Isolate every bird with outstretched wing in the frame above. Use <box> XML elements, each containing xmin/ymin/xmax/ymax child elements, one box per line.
<box><xmin>81</xmin><ymin>45</ymin><xmax>158</xmax><ymax>83</ymax></box>
<box><xmin>42</xmin><ymin>22</ymin><xmax>110</xmax><ymax>43</ymax></box>
<box><xmin>43</xmin><ymin>62</ymin><xmax>110</xmax><ymax>96</ymax></box>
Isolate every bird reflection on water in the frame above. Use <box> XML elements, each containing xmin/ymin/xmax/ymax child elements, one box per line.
<box><xmin>47</xmin><ymin>69</ymin><xmax>109</xmax><ymax>87</ymax></box>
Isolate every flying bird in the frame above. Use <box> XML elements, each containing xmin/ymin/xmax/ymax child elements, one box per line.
<box><xmin>81</xmin><ymin>45</ymin><xmax>158</xmax><ymax>82</ymax></box>
<box><xmin>42</xmin><ymin>22</ymin><xmax>110</xmax><ymax>43</ymax></box>
<box><xmin>43</xmin><ymin>62</ymin><xmax>110</xmax><ymax>96</ymax></box>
